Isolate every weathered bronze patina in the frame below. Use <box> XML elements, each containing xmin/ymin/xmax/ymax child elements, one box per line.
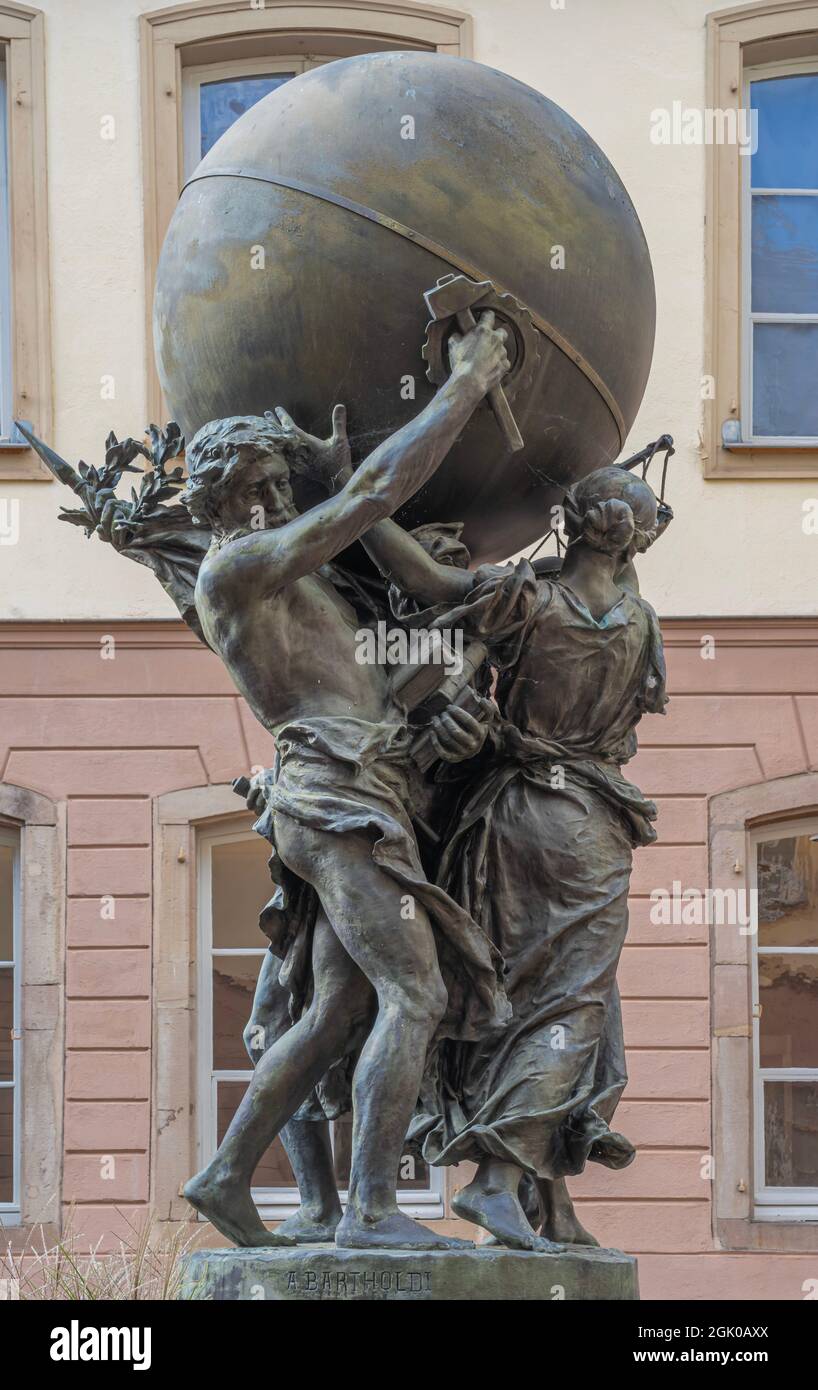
<box><xmin>31</xmin><ymin>50</ymin><xmax>675</xmax><ymax>1294</ymax></box>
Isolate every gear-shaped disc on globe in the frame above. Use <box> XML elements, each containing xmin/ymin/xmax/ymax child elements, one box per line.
<box><xmin>422</xmin><ymin>283</ymin><xmax>542</xmax><ymax>402</ymax></box>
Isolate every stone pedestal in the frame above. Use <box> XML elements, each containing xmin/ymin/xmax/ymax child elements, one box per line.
<box><xmin>182</xmin><ymin>1243</ymin><xmax>639</xmax><ymax>1301</ymax></box>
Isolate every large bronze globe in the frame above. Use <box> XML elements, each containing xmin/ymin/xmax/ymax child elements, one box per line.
<box><xmin>154</xmin><ymin>52</ymin><xmax>655</xmax><ymax>564</ymax></box>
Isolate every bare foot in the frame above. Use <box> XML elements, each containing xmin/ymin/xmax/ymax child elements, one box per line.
<box><xmin>275</xmin><ymin>1205</ymin><xmax>341</xmax><ymax>1244</ymax></box>
<box><xmin>537</xmin><ymin>1177</ymin><xmax>600</xmax><ymax>1246</ymax></box>
<box><xmin>541</xmin><ymin>1207</ymin><xmax>600</xmax><ymax>1247</ymax></box>
<box><xmin>452</xmin><ymin>1182</ymin><xmax>562</xmax><ymax>1253</ymax></box>
<box><xmin>477</xmin><ymin>1220</ymin><xmax>597</xmax><ymax>1249</ymax></box>
<box><xmin>184</xmin><ymin>1167</ymin><xmax>295</xmax><ymax>1249</ymax></box>
<box><xmin>336</xmin><ymin>1209</ymin><xmax>473</xmax><ymax>1251</ymax></box>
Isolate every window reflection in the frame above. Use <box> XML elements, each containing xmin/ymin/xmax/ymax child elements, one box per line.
<box><xmin>758</xmin><ymin>953</ymin><xmax>818</xmax><ymax>1068</ymax></box>
<box><xmin>0</xmin><ymin>843</ymin><xmax>11</xmax><ymax>960</ymax></box>
<box><xmin>0</xmin><ymin>1085</ymin><xmax>11</xmax><ymax>1203</ymax></box>
<box><xmin>212</xmin><ymin>956</ymin><xmax>258</xmax><ymax>1070</ymax></box>
<box><xmin>753</xmin><ymin>323</ymin><xmax>818</xmax><ymax>436</ymax></box>
<box><xmin>751</xmin><ymin>73</ymin><xmax>818</xmax><ymax>189</ymax></box>
<box><xmin>200</xmin><ymin>74</ymin><xmax>295</xmax><ymax>159</ymax></box>
<box><xmin>755</xmin><ymin>829</ymin><xmax>818</xmax><ymax>1202</ymax></box>
<box><xmin>757</xmin><ymin>834</ymin><xmax>818</xmax><ymax>946</ymax></box>
<box><xmin>752</xmin><ymin>196</ymin><xmax>818</xmax><ymax>314</ymax></box>
<box><xmin>764</xmin><ymin>1082</ymin><xmax>818</xmax><ymax>1188</ymax></box>
<box><xmin>0</xmin><ymin>836</ymin><xmax>15</xmax><ymax>1206</ymax></box>
<box><xmin>748</xmin><ymin>71</ymin><xmax>818</xmax><ymax>439</ymax></box>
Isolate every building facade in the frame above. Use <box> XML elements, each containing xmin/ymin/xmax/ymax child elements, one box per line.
<box><xmin>1</xmin><ymin>0</ymin><xmax>817</xmax><ymax>1301</ymax></box>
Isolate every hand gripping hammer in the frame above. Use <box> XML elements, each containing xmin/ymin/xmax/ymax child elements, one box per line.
<box><xmin>423</xmin><ymin>273</ymin><xmax>525</xmax><ymax>453</ymax></box>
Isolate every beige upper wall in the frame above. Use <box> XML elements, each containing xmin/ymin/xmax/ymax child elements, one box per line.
<box><xmin>1</xmin><ymin>0</ymin><xmax>814</xmax><ymax>618</ymax></box>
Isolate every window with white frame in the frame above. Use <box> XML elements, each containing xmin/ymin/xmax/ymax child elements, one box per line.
<box><xmin>0</xmin><ymin>826</ymin><xmax>20</xmax><ymax>1221</ymax></box>
<box><xmin>751</xmin><ymin>820</ymin><xmax>818</xmax><ymax>1220</ymax></box>
<box><xmin>743</xmin><ymin>62</ymin><xmax>818</xmax><ymax>444</ymax></box>
<box><xmin>182</xmin><ymin>57</ymin><xmax>332</xmax><ymax>182</ymax></box>
<box><xmin>197</xmin><ymin>823</ymin><xmax>443</xmax><ymax>1220</ymax></box>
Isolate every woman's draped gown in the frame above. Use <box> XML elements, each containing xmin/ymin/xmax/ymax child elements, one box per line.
<box><xmin>411</xmin><ymin>558</ymin><xmax>667</xmax><ymax>1180</ymax></box>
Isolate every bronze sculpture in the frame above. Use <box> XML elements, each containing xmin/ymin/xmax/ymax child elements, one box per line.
<box><xmin>28</xmin><ymin>50</ymin><xmax>675</xmax><ymax>1290</ymax></box>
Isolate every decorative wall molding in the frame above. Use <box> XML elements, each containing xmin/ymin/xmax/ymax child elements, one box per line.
<box><xmin>2</xmin><ymin>615</ymin><xmax>817</xmax><ymax>649</ymax></box>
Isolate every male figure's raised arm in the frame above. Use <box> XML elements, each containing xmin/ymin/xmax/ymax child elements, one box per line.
<box><xmin>201</xmin><ymin>316</ymin><xmax>509</xmax><ymax>599</ymax></box>
<box><xmin>353</xmin><ymin>327</ymin><xmax>517</xmax><ymax>604</ymax></box>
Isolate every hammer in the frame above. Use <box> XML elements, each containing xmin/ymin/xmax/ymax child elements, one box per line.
<box><xmin>424</xmin><ymin>274</ymin><xmax>524</xmax><ymax>453</ymax></box>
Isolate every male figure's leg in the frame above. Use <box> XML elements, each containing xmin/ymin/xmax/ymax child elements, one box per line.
<box><xmin>184</xmin><ymin>910</ymin><xmax>374</xmax><ymax>1248</ymax></box>
<box><xmin>243</xmin><ymin>947</ymin><xmax>343</xmax><ymax>1242</ymax></box>
<box><xmin>275</xmin><ymin>818</ymin><xmax>472</xmax><ymax>1251</ymax></box>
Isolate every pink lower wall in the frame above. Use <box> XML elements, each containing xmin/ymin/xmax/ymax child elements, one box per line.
<box><xmin>2</xmin><ymin>616</ymin><xmax>818</xmax><ymax>1299</ymax></box>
